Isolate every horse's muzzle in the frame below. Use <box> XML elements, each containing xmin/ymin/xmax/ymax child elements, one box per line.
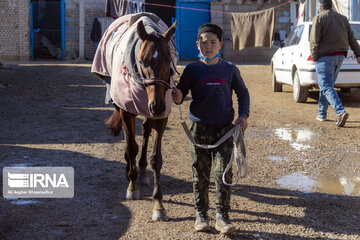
<box><xmin>149</xmin><ymin>101</ymin><xmax>165</xmax><ymax>117</ymax></box>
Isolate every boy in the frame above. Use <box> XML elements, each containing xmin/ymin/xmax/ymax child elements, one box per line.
<box><xmin>172</xmin><ymin>23</ymin><xmax>250</xmax><ymax>234</ymax></box>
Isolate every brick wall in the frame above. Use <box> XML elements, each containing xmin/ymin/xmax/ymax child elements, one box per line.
<box><xmin>211</xmin><ymin>0</ymin><xmax>293</xmax><ymax>64</ymax></box>
<box><xmin>65</xmin><ymin>0</ymin><xmax>107</xmax><ymax>60</ymax></box>
<box><xmin>0</xmin><ymin>0</ymin><xmax>107</xmax><ymax>61</ymax></box>
<box><xmin>0</xmin><ymin>0</ymin><xmax>30</xmax><ymax>61</ymax></box>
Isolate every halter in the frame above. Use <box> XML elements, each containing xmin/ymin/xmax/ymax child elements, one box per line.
<box><xmin>136</xmin><ymin>57</ymin><xmax>172</xmax><ymax>90</ymax></box>
<box><xmin>134</xmin><ymin>35</ymin><xmax>175</xmax><ymax>91</ymax></box>
<box><xmin>141</xmin><ymin>76</ymin><xmax>171</xmax><ymax>90</ymax></box>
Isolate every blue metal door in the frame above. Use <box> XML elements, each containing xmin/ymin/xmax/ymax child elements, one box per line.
<box><xmin>175</xmin><ymin>0</ymin><xmax>210</xmax><ymax>60</ymax></box>
<box><xmin>30</xmin><ymin>0</ymin><xmax>65</xmax><ymax>60</ymax></box>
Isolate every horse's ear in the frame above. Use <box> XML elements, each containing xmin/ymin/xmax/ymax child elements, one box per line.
<box><xmin>163</xmin><ymin>21</ymin><xmax>177</xmax><ymax>44</ymax></box>
<box><xmin>137</xmin><ymin>20</ymin><xmax>148</xmax><ymax>40</ymax></box>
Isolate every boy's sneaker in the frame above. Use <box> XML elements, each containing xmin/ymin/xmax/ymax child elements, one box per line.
<box><xmin>194</xmin><ymin>212</ymin><xmax>210</xmax><ymax>232</ymax></box>
<box><xmin>215</xmin><ymin>213</ymin><xmax>237</xmax><ymax>234</ymax></box>
<box><xmin>336</xmin><ymin>112</ymin><xmax>349</xmax><ymax>127</ymax></box>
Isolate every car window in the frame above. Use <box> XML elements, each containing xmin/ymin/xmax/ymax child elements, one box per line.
<box><xmin>350</xmin><ymin>24</ymin><xmax>360</xmax><ymax>40</ymax></box>
<box><xmin>283</xmin><ymin>30</ymin><xmax>295</xmax><ymax>47</ymax></box>
<box><xmin>309</xmin><ymin>24</ymin><xmax>360</xmax><ymax>40</ymax></box>
<box><xmin>291</xmin><ymin>25</ymin><xmax>304</xmax><ymax>45</ymax></box>
<box><xmin>284</xmin><ymin>25</ymin><xmax>304</xmax><ymax>47</ymax></box>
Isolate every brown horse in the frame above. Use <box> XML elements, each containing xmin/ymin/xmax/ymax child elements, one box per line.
<box><xmin>105</xmin><ymin>19</ymin><xmax>177</xmax><ymax>221</ymax></box>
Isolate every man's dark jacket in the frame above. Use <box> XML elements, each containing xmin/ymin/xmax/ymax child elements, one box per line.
<box><xmin>310</xmin><ymin>9</ymin><xmax>360</xmax><ymax>61</ymax></box>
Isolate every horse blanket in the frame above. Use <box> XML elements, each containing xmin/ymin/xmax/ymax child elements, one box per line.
<box><xmin>91</xmin><ymin>12</ymin><xmax>177</xmax><ymax>118</ymax></box>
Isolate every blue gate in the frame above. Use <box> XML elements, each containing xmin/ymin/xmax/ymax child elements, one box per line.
<box><xmin>175</xmin><ymin>0</ymin><xmax>210</xmax><ymax>60</ymax></box>
<box><xmin>30</xmin><ymin>0</ymin><xmax>65</xmax><ymax>60</ymax></box>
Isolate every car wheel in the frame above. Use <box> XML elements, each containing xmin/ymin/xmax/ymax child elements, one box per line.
<box><xmin>293</xmin><ymin>70</ymin><xmax>308</xmax><ymax>103</ymax></box>
<box><xmin>272</xmin><ymin>67</ymin><xmax>282</xmax><ymax>92</ymax></box>
<box><xmin>340</xmin><ymin>88</ymin><xmax>351</xmax><ymax>93</ymax></box>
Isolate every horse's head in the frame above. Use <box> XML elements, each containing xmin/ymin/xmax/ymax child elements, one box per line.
<box><xmin>137</xmin><ymin>20</ymin><xmax>177</xmax><ymax>117</ymax></box>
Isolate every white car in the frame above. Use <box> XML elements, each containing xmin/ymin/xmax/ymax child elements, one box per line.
<box><xmin>271</xmin><ymin>21</ymin><xmax>360</xmax><ymax>102</ymax></box>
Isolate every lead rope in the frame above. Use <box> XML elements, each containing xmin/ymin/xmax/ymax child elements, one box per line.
<box><xmin>177</xmin><ymin>104</ymin><xmax>248</xmax><ymax>186</ymax></box>
<box><xmin>222</xmin><ymin>124</ymin><xmax>247</xmax><ymax>186</ymax></box>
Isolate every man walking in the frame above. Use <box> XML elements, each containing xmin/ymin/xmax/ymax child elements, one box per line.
<box><xmin>310</xmin><ymin>0</ymin><xmax>360</xmax><ymax>127</ymax></box>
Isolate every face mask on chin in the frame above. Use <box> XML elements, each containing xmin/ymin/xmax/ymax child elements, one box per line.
<box><xmin>198</xmin><ymin>52</ymin><xmax>220</xmax><ymax>62</ymax></box>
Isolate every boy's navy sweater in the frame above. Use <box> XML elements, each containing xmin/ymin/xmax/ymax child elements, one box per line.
<box><xmin>177</xmin><ymin>59</ymin><xmax>250</xmax><ymax>125</ymax></box>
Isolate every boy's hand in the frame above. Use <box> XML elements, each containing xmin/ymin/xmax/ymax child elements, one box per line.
<box><xmin>172</xmin><ymin>88</ymin><xmax>183</xmax><ymax>104</ymax></box>
<box><xmin>235</xmin><ymin>117</ymin><xmax>248</xmax><ymax>131</ymax></box>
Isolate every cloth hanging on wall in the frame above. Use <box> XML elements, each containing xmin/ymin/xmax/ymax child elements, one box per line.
<box><xmin>98</xmin><ymin>17</ymin><xmax>115</xmax><ymax>36</ymax></box>
<box><xmin>231</xmin><ymin>8</ymin><xmax>275</xmax><ymax>51</ymax></box>
<box><xmin>128</xmin><ymin>0</ymin><xmax>145</xmax><ymax>14</ymax></box>
<box><xmin>332</xmin><ymin>0</ymin><xmax>350</xmax><ymax>18</ymax></box>
<box><xmin>90</xmin><ymin>18</ymin><xmax>102</xmax><ymax>42</ymax></box>
<box><xmin>105</xmin><ymin>0</ymin><xmax>145</xmax><ymax>18</ymax></box>
<box><xmin>105</xmin><ymin>0</ymin><xmax>128</xmax><ymax>19</ymax></box>
<box><xmin>296</xmin><ymin>1</ymin><xmax>306</xmax><ymax>26</ymax></box>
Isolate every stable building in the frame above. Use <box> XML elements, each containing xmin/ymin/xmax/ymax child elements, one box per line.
<box><xmin>1</xmin><ymin>0</ymin><xmax>358</xmax><ymax>63</ymax></box>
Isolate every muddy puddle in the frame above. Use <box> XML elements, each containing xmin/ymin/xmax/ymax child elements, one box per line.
<box><xmin>266</xmin><ymin>156</ymin><xmax>289</xmax><ymax>162</ymax></box>
<box><xmin>276</xmin><ymin>153</ymin><xmax>360</xmax><ymax>196</ymax></box>
<box><xmin>274</xmin><ymin>127</ymin><xmax>318</xmax><ymax>151</ymax></box>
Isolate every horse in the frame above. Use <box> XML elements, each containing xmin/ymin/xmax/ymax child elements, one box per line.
<box><xmin>91</xmin><ymin>13</ymin><xmax>177</xmax><ymax>221</ymax></box>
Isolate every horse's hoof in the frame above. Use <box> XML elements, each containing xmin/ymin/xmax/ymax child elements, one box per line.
<box><xmin>152</xmin><ymin>210</ymin><xmax>168</xmax><ymax>221</ymax></box>
<box><xmin>126</xmin><ymin>189</ymin><xmax>140</xmax><ymax>200</ymax></box>
<box><xmin>138</xmin><ymin>174</ymin><xmax>150</xmax><ymax>186</ymax></box>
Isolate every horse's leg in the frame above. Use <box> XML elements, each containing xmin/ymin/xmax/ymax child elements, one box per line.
<box><xmin>150</xmin><ymin>117</ymin><xmax>168</xmax><ymax>221</ymax></box>
<box><xmin>120</xmin><ymin>110</ymin><xmax>140</xmax><ymax>200</ymax></box>
<box><xmin>138</xmin><ymin>118</ymin><xmax>151</xmax><ymax>185</ymax></box>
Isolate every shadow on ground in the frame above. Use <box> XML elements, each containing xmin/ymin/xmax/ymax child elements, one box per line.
<box><xmin>1</xmin><ymin>63</ymin><xmax>359</xmax><ymax>239</ymax></box>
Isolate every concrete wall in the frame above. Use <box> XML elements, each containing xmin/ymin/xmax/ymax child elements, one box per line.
<box><xmin>0</xmin><ymin>0</ymin><xmax>30</xmax><ymax>61</ymax></box>
<box><xmin>211</xmin><ymin>0</ymin><xmax>293</xmax><ymax>64</ymax></box>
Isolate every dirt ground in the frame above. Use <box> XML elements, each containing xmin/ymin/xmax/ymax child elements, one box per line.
<box><xmin>0</xmin><ymin>61</ymin><xmax>360</xmax><ymax>240</ymax></box>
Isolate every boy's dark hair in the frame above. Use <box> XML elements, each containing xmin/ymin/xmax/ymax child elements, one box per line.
<box><xmin>319</xmin><ymin>0</ymin><xmax>332</xmax><ymax>10</ymax></box>
<box><xmin>197</xmin><ymin>23</ymin><xmax>223</xmax><ymax>41</ymax></box>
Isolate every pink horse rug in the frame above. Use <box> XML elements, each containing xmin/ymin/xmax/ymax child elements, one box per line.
<box><xmin>91</xmin><ymin>12</ymin><xmax>177</xmax><ymax>118</ymax></box>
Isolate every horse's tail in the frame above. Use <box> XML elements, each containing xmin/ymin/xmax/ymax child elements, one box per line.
<box><xmin>106</xmin><ymin>105</ymin><xmax>122</xmax><ymax>136</ymax></box>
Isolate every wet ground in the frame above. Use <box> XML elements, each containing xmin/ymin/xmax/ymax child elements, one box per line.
<box><xmin>0</xmin><ymin>62</ymin><xmax>360</xmax><ymax>239</ymax></box>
